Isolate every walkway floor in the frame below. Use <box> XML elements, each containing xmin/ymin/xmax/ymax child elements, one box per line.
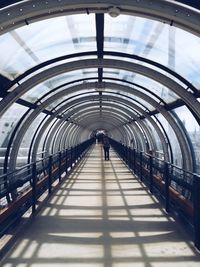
<box><xmin>1</xmin><ymin>144</ymin><xmax>200</xmax><ymax>266</ymax></box>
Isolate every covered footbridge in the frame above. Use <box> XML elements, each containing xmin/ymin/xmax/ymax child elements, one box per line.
<box><xmin>0</xmin><ymin>0</ymin><xmax>200</xmax><ymax>265</ymax></box>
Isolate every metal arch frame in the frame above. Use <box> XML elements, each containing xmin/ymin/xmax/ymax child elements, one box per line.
<box><xmin>133</xmin><ymin>120</ymin><xmax>151</xmax><ymax>151</ymax></box>
<box><xmin>29</xmin><ymin>97</ymin><xmax>130</xmax><ymax>160</ymax></box>
<box><xmin>72</xmin><ymin>106</ymin><xmax>130</xmax><ymax>123</ymax></box>
<box><xmin>27</xmin><ymin>112</ymin><xmax>50</xmax><ymax>163</ymax></box>
<box><xmin>62</xmin><ymin>115</ymin><xmax>125</xmax><ymax>148</ymax></box>
<box><xmin>69</xmin><ymin>124</ymin><xmax>81</xmax><ymax>147</ymax></box>
<box><xmin>0</xmin><ymin>59</ymin><xmax>199</xmax><ymax>120</ymax></box>
<box><xmin>73</xmin><ymin>125</ymin><xmax>86</xmax><ymax>147</ymax></box>
<box><xmin>49</xmin><ymin>118</ymin><xmax>69</xmax><ymax>154</ymax></box>
<box><xmin>124</xmin><ymin>123</ymin><xmax>144</xmax><ymax>152</ymax></box>
<box><xmin>45</xmin><ymin>105</ymin><xmax>130</xmax><ymax>155</ymax></box>
<box><xmin>76</xmin><ymin>114</ymin><xmax>127</xmax><ymax>137</ymax></box>
<box><xmin>126</xmin><ymin>123</ymin><xmax>143</xmax><ymax>150</ymax></box>
<box><xmin>56</xmin><ymin>109</ymin><xmax>127</xmax><ymax>150</ymax></box>
<box><xmin>5</xmin><ymin>51</ymin><xmax>196</xmax><ymax>95</ymax></box>
<box><xmin>0</xmin><ymin>1</ymin><xmax>197</xmax><ymax>172</ymax></box>
<box><xmin>75</xmin><ymin>111</ymin><xmax>147</xmax><ymax>150</ymax></box>
<box><xmin>129</xmin><ymin>122</ymin><xmax>147</xmax><ymax>151</ymax></box>
<box><xmin>34</xmin><ymin>116</ymin><xmax>61</xmax><ymax>159</ymax></box>
<box><xmin>170</xmin><ymin>110</ymin><xmax>196</xmax><ymax>172</ymax></box>
<box><xmin>0</xmin><ymin>59</ymin><xmax>197</xmax><ymax>169</ymax></box>
<box><xmin>2</xmin><ymin>107</ymin><xmax>33</xmax><ymax>173</ymax></box>
<box><xmin>126</xmin><ymin>123</ymin><xmax>137</xmax><ymax>149</ymax></box>
<box><xmin>33</xmin><ymin>84</ymin><xmax>173</xmax><ymax>162</ymax></box>
<box><xmin>68</xmin><ymin>104</ymin><xmax>146</xmax><ymax>145</ymax></box>
<box><xmin>71</xmin><ymin>118</ymin><xmax>125</xmax><ymax>145</ymax></box>
<box><xmin>0</xmin><ymin>0</ymin><xmax>199</xmax><ymax>36</ymax></box>
<box><xmin>103</xmin><ymin>83</ymin><xmax>193</xmax><ymax>170</ymax></box>
<box><xmin>76</xmin><ymin>109</ymin><xmax>129</xmax><ymax>126</ymax></box>
<box><xmin>1</xmin><ymin>0</ymin><xmax>199</xmax><ymax>10</ymax></box>
<box><xmin>67</xmin><ymin>101</ymin><xmax>159</xmax><ymax>153</ymax></box>
<box><xmin>32</xmin><ymin>97</ymin><xmax>100</xmax><ymax>158</ymax></box>
<box><xmin>76</xmin><ymin>112</ymin><xmax>125</xmax><ymax>128</ymax></box>
<box><xmin>37</xmin><ymin>94</ymin><xmax>167</xmax><ymax>159</ymax></box>
<box><xmin>63</xmin><ymin>123</ymin><xmax>78</xmax><ymax>149</ymax></box>
<box><xmin>28</xmin><ymin>92</ymin><xmax>101</xmax><ymax>161</ymax></box>
<box><xmin>56</xmin><ymin>121</ymin><xmax>74</xmax><ymax>152</ymax></box>
<box><xmin>8</xmin><ymin>81</ymin><xmax>192</xmax><ymax>171</ymax></box>
<box><xmin>9</xmin><ymin>94</ymin><xmax>189</xmax><ymax>174</ymax></box>
<box><xmin>83</xmin><ymin>102</ymin><xmax>157</xmax><ymax>152</ymax></box>
<box><xmin>39</xmin><ymin>116</ymin><xmax>64</xmax><ymax>159</ymax></box>
<box><xmin>0</xmin><ymin>55</ymin><xmax>197</xmax><ymax>164</ymax></box>
<box><xmin>101</xmin><ymin>95</ymin><xmax>169</xmax><ymax>159</ymax></box>
<box><xmin>59</xmin><ymin>123</ymin><xmax>75</xmax><ymax>150</ymax></box>
<box><xmin>31</xmin><ymin>96</ymin><xmax>102</xmax><ymax>160</ymax></box>
<box><xmin>29</xmin><ymin>96</ymin><xmax>149</xmax><ymax>160</ymax></box>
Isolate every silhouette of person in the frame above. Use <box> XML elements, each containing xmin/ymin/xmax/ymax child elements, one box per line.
<box><xmin>103</xmin><ymin>136</ymin><xmax>110</xmax><ymax>160</ymax></box>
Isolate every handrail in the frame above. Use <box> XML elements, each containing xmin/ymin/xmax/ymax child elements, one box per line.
<box><xmin>0</xmin><ymin>138</ymin><xmax>94</xmax><ymax>237</ymax></box>
<box><xmin>109</xmin><ymin>138</ymin><xmax>200</xmax><ymax>250</ymax></box>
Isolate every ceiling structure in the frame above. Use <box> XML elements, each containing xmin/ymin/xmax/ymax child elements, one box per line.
<box><xmin>0</xmin><ymin>0</ymin><xmax>199</xmax><ymax>174</ymax></box>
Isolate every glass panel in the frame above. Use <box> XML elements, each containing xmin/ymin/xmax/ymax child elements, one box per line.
<box><xmin>0</xmin><ymin>104</ymin><xmax>28</xmax><ymax>148</ymax></box>
<box><xmin>0</xmin><ymin>33</ymin><xmax>36</xmax><ymax>79</ymax></box>
<box><xmin>175</xmin><ymin>29</ymin><xmax>200</xmax><ymax>88</ymax></box>
<box><xmin>21</xmin><ymin>69</ymin><xmax>98</xmax><ymax>103</ymax></box>
<box><xmin>103</xmin><ymin>68</ymin><xmax>178</xmax><ymax>103</ymax></box>
<box><xmin>37</xmin><ymin>117</ymin><xmax>58</xmax><ymax>160</ymax></box>
<box><xmin>103</xmin><ymin>91</ymin><xmax>152</xmax><ymax>112</ymax></box>
<box><xmin>173</xmin><ymin>106</ymin><xmax>200</xmax><ymax>174</ymax></box>
<box><xmin>154</xmin><ymin>114</ymin><xmax>182</xmax><ymax>167</ymax></box>
<box><xmin>0</xmin><ymin>104</ymin><xmax>28</xmax><ymax>173</ymax></box>
<box><xmin>45</xmin><ymin>89</ymin><xmax>99</xmax><ymax>111</ymax></box>
<box><xmin>104</xmin><ymin>14</ymin><xmax>200</xmax><ymax>88</ymax></box>
<box><xmin>143</xmin><ymin>118</ymin><xmax>162</xmax><ymax>151</ymax></box>
<box><xmin>0</xmin><ymin>14</ymin><xmax>96</xmax><ymax>79</ymax></box>
<box><xmin>16</xmin><ymin>113</ymin><xmax>46</xmax><ymax>167</ymax></box>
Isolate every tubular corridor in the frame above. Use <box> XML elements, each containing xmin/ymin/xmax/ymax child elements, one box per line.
<box><xmin>1</xmin><ymin>144</ymin><xmax>200</xmax><ymax>266</ymax></box>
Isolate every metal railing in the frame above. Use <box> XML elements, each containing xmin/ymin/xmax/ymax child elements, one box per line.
<box><xmin>110</xmin><ymin>139</ymin><xmax>200</xmax><ymax>250</ymax></box>
<box><xmin>0</xmin><ymin>138</ymin><xmax>94</xmax><ymax>236</ymax></box>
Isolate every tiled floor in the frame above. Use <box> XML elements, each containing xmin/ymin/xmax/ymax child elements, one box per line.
<box><xmin>1</xmin><ymin>144</ymin><xmax>200</xmax><ymax>266</ymax></box>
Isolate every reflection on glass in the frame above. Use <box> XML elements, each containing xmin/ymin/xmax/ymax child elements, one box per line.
<box><xmin>104</xmin><ymin>14</ymin><xmax>200</xmax><ymax>87</ymax></box>
<box><xmin>37</xmin><ymin>118</ymin><xmax>57</xmax><ymax>160</ymax></box>
<box><xmin>103</xmin><ymin>68</ymin><xmax>178</xmax><ymax>103</ymax></box>
<box><xmin>0</xmin><ymin>14</ymin><xmax>96</xmax><ymax>79</ymax></box>
<box><xmin>154</xmin><ymin>114</ymin><xmax>182</xmax><ymax>167</ymax></box>
<box><xmin>174</xmin><ymin>106</ymin><xmax>200</xmax><ymax>174</ymax></box>
<box><xmin>0</xmin><ymin>104</ymin><xmax>28</xmax><ymax>173</ymax></box>
<box><xmin>103</xmin><ymin>91</ymin><xmax>153</xmax><ymax>111</ymax></box>
<box><xmin>21</xmin><ymin>69</ymin><xmax>98</xmax><ymax>103</ymax></box>
<box><xmin>143</xmin><ymin>118</ymin><xmax>162</xmax><ymax>151</ymax></box>
<box><xmin>16</xmin><ymin>113</ymin><xmax>46</xmax><ymax>167</ymax></box>
<box><xmin>0</xmin><ymin>104</ymin><xmax>28</xmax><ymax>148</ymax></box>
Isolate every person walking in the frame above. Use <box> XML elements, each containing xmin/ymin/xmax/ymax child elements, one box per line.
<box><xmin>103</xmin><ymin>136</ymin><xmax>110</xmax><ymax>160</ymax></box>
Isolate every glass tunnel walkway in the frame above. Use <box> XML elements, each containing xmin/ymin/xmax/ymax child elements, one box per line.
<box><xmin>1</xmin><ymin>144</ymin><xmax>200</xmax><ymax>267</ymax></box>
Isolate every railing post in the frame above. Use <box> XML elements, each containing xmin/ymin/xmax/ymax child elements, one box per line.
<box><xmin>133</xmin><ymin>149</ymin><xmax>136</xmax><ymax>173</ymax></box>
<box><xmin>149</xmin><ymin>156</ymin><xmax>153</xmax><ymax>194</ymax></box>
<box><xmin>5</xmin><ymin>174</ymin><xmax>11</xmax><ymax>203</ymax></box>
<box><xmin>140</xmin><ymin>152</ymin><xmax>143</xmax><ymax>181</ymax></box>
<box><xmin>65</xmin><ymin>149</ymin><xmax>68</xmax><ymax>174</ymax></box>
<box><xmin>48</xmin><ymin>155</ymin><xmax>52</xmax><ymax>194</ymax></box>
<box><xmin>128</xmin><ymin>147</ymin><xmax>132</xmax><ymax>169</ymax></box>
<box><xmin>130</xmin><ymin>148</ymin><xmax>133</xmax><ymax>170</ymax></box>
<box><xmin>32</xmin><ymin>162</ymin><xmax>37</xmax><ymax>214</ymax></box>
<box><xmin>70</xmin><ymin>147</ymin><xmax>73</xmax><ymax>169</ymax></box>
<box><xmin>58</xmin><ymin>152</ymin><xmax>62</xmax><ymax>182</ymax></box>
<box><xmin>126</xmin><ymin>147</ymin><xmax>129</xmax><ymax>164</ymax></box>
<box><xmin>76</xmin><ymin>145</ymin><xmax>79</xmax><ymax>162</ymax></box>
<box><xmin>164</xmin><ymin>162</ymin><xmax>170</xmax><ymax>213</ymax></box>
<box><xmin>193</xmin><ymin>174</ymin><xmax>200</xmax><ymax>250</ymax></box>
